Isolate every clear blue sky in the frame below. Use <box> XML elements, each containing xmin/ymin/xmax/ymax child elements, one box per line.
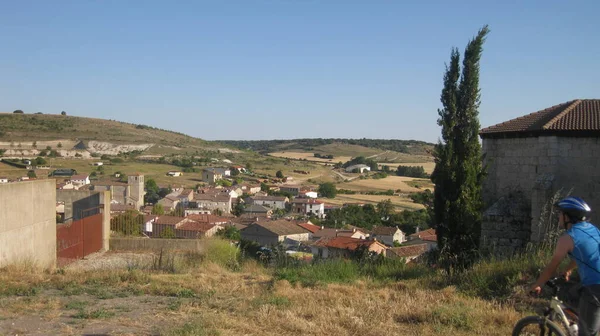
<box><xmin>1</xmin><ymin>1</ymin><xmax>598</xmax><ymax>143</ymax></box>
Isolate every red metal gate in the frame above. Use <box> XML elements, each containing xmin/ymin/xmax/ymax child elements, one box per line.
<box><xmin>56</xmin><ymin>208</ymin><xmax>104</xmax><ymax>267</ymax></box>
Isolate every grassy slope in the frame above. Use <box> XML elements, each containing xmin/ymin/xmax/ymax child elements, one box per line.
<box><xmin>0</xmin><ymin>241</ymin><xmax>547</xmax><ymax>335</ymax></box>
<box><xmin>0</xmin><ymin>113</ymin><xmax>210</xmax><ymax>148</ymax></box>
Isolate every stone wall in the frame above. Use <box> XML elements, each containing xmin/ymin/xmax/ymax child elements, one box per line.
<box><xmin>482</xmin><ymin>135</ymin><xmax>600</xmax><ymax>251</ymax></box>
<box><xmin>0</xmin><ymin>180</ymin><xmax>56</xmax><ymax>269</ymax></box>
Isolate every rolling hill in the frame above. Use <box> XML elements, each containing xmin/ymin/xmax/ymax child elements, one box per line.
<box><xmin>0</xmin><ymin>113</ymin><xmax>209</xmax><ymax>147</ymax></box>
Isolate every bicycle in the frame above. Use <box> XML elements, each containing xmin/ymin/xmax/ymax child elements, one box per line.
<box><xmin>512</xmin><ymin>277</ymin><xmax>581</xmax><ymax>336</ymax></box>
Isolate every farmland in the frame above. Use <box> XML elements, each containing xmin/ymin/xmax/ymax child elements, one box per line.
<box><xmin>324</xmin><ymin>194</ymin><xmax>424</xmax><ymax>211</ymax></box>
<box><xmin>336</xmin><ymin>176</ymin><xmax>423</xmax><ymax>193</ymax></box>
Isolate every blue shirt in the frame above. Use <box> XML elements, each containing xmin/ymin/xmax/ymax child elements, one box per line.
<box><xmin>567</xmin><ymin>222</ymin><xmax>600</xmax><ymax>286</ymax></box>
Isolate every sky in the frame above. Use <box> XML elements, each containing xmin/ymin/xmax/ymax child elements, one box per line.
<box><xmin>1</xmin><ymin>1</ymin><xmax>599</xmax><ymax>143</ymax></box>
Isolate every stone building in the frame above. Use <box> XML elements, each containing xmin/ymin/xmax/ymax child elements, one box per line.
<box><xmin>91</xmin><ymin>173</ymin><xmax>146</xmax><ymax>210</ymax></box>
<box><xmin>479</xmin><ymin>99</ymin><xmax>600</xmax><ymax>255</ymax></box>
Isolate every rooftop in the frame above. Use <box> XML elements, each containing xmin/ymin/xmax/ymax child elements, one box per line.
<box><xmin>155</xmin><ymin>216</ymin><xmax>186</xmax><ymax>225</ymax></box>
<box><xmin>313</xmin><ymin>237</ymin><xmax>382</xmax><ymax>251</ymax></box>
<box><xmin>244</xmin><ymin>219</ymin><xmax>310</xmax><ymax>236</ymax></box>
<box><xmin>177</xmin><ymin>221</ymin><xmax>217</xmax><ymax>233</ymax></box>
<box><xmin>250</xmin><ymin>195</ymin><xmax>288</xmax><ymax>202</ymax></box>
<box><xmin>297</xmin><ymin>222</ymin><xmax>321</xmax><ymax>233</ymax></box>
<box><xmin>480</xmin><ymin>99</ymin><xmax>600</xmax><ymax>137</ymax></box>
<box><xmin>371</xmin><ymin>226</ymin><xmax>401</xmax><ymax>236</ymax></box>
<box><xmin>387</xmin><ymin>244</ymin><xmax>428</xmax><ymax>258</ymax></box>
<box><xmin>409</xmin><ymin>228</ymin><xmax>437</xmax><ymax>242</ymax></box>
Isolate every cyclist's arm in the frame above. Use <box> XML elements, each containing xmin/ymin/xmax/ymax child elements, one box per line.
<box><xmin>532</xmin><ymin>234</ymin><xmax>574</xmax><ymax>290</ymax></box>
<box><xmin>562</xmin><ymin>259</ymin><xmax>577</xmax><ymax>280</ymax></box>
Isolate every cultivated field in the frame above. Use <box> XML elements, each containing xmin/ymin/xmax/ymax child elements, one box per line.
<box><xmin>337</xmin><ymin>176</ymin><xmax>423</xmax><ymax>193</ymax></box>
<box><xmin>325</xmin><ymin>194</ymin><xmax>424</xmax><ymax>211</ymax></box>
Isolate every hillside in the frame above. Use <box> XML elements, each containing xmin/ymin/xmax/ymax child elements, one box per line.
<box><xmin>0</xmin><ymin>113</ymin><xmax>210</xmax><ymax>148</ymax></box>
<box><xmin>221</xmin><ymin>138</ymin><xmax>434</xmax><ymax>156</ymax></box>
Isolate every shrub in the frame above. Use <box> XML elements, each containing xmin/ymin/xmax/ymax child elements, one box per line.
<box><xmin>203</xmin><ymin>238</ymin><xmax>240</xmax><ymax>270</ymax></box>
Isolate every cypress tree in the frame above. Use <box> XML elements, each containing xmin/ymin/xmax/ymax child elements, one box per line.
<box><xmin>431</xmin><ymin>26</ymin><xmax>489</xmax><ymax>272</ymax></box>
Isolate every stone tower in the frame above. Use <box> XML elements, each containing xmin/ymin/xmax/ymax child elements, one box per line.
<box><xmin>127</xmin><ymin>173</ymin><xmax>146</xmax><ymax>210</ymax></box>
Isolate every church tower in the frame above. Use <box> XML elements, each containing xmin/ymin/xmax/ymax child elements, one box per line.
<box><xmin>128</xmin><ymin>173</ymin><xmax>146</xmax><ymax>209</ymax></box>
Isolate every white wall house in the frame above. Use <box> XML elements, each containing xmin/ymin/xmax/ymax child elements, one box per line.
<box><xmin>167</xmin><ymin>171</ymin><xmax>183</xmax><ymax>177</ymax></box>
<box><xmin>345</xmin><ymin>164</ymin><xmax>371</xmax><ymax>173</ymax></box>
<box><xmin>70</xmin><ymin>174</ymin><xmax>90</xmax><ymax>186</ymax></box>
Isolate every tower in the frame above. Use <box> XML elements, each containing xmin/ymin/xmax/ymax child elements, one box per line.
<box><xmin>128</xmin><ymin>173</ymin><xmax>146</xmax><ymax>209</ymax></box>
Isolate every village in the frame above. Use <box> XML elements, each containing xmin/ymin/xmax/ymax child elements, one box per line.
<box><xmin>40</xmin><ymin>162</ymin><xmax>437</xmax><ymax>263</ymax></box>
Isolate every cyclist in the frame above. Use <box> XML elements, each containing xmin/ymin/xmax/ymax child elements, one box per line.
<box><xmin>531</xmin><ymin>196</ymin><xmax>600</xmax><ymax>335</ymax></box>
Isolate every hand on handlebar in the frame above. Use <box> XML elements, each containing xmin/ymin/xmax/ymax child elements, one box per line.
<box><xmin>530</xmin><ymin>285</ymin><xmax>542</xmax><ymax>296</ymax></box>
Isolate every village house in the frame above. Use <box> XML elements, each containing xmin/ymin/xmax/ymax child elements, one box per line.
<box><xmin>110</xmin><ymin>204</ymin><xmax>135</xmax><ymax>217</ymax></box>
<box><xmin>177</xmin><ymin>189</ymin><xmax>194</xmax><ymax>207</ymax></box>
<box><xmin>50</xmin><ymin>168</ymin><xmax>78</xmax><ymax>177</ymax></box>
<box><xmin>193</xmin><ymin>192</ymin><xmax>232</xmax><ymax>214</ymax></box>
<box><xmin>406</xmin><ymin>228</ymin><xmax>437</xmax><ymax>251</ymax></box>
<box><xmin>0</xmin><ymin>177</ymin><xmax>8</xmax><ymax>184</ymax></box>
<box><xmin>479</xmin><ymin>99</ymin><xmax>600</xmax><ymax>255</ymax></box>
<box><xmin>239</xmin><ymin>184</ymin><xmax>261</xmax><ymax>195</ymax></box>
<box><xmin>310</xmin><ymin>237</ymin><xmax>387</xmax><ymax>259</ymax></box>
<box><xmin>240</xmin><ymin>219</ymin><xmax>311</xmax><ymax>247</ymax></box>
<box><xmin>202</xmin><ymin>168</ymin><xmax>223</xmax><ymax>184</ymax></box>
<box><xmin>345</xmin><ymin>164</ymin><xmax>371</xmax><ymax>173</ymax></box>
<box><xmin>386</xmin><ymin>243</ymin><xmax>429</xmax><ymax>263</ymax></box>
<box><xmin>291</xmin><ymin>198</ymin><xmax>325</xmax><ymax>218</ymax></box>
<box><xmin>370</xmin><ymin>226</ymin><xmax>406</xmax><ymax>246</ymax></box>
<box><xmin>184</xmin><ymin>208</ymin><xmax>212</xmax><ymax>216</ymax></box>
<box><xmin>298</xmin><ymin>190</ymin><xmax>318</xmax><ymax>199</ymax></box>
<box><xmin>167</xmin><ymin>171</ymin><xmax>183</xmax><ymax>177</ymax></box>
<box><xmin>297</xmin><ymin>222</ymin><xmax>321</xmax><ymax>235</ymax></box>
<box><xmin>311</xmin><ymin>227</ymin><xmax>368</xmax><ymax>241</ymax></box>
<box><xmin>243</xmin><ymin>204</ymin><xmax>273</xmax><ymax>217</ymax></box>
<box><xmin>56</xmin><ymin>180</ymin><xmax>76</xmax><ymax>190</ymax></box>
<box><xmin>92</xmin><ymin>162</ymin><xmax>104</xmax><ymax>166</ymax></box>
<box><xmin>158</xmin><ymin>195</ymin><xmax>180</xmax><ymax>212</ymax></box>
<box><xmin>69</xmin><ymin>174</ymin><xmax>90</xmax><ymax>187</ymax></box>
<box><xmin>247</xmin><ymin>195</ymin><xmax>289</xmax><ymax>210</ymax></box>
<box><xmin>231</xmin><ymin>165</ymin><xmax>247</xmax><ymax>173</ymax></box>
<box><xmin>279</xmin><ymin>184</ymin><xmax>301</xmax><ymax>196</ymax></box>
<box><xmin>176</xmin><ymin>221</ymin><xmax>224</xmax><ymax>238</ymax></box>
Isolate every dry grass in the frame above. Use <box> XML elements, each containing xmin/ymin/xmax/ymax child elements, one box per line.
<box><xmin>325</xmin><ymin>194</ymin><xmax>424</xmax><ymax>211</ymax></box>
<box><xmin>0</xmin><ymin>249</ymin><xmax>527</xmax><ymax>336</ymax></box>
<box><xmin>337</xmin><ymin>176</ymin><xmax>423</xmax><ymax>193</ymax></box>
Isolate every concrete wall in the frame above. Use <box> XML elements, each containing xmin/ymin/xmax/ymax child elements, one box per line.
<box><xmin>56</xmin><ymin>190</ymin><xmax>111</xmax><ymax>252</ymax></box>
<box><xmin>110</xmin><ymin>237</ymin><xmax>205</xmax><ymax>252</ymax></box>
<box><xmin>0</xmin><ymin>180</ymin><xmax>57</xmax><ymax>269</ymax></box>
<box><xmin>482</xmin><ymin>135</ymin><xmax>600</xmax><ymax>251</ymax></box>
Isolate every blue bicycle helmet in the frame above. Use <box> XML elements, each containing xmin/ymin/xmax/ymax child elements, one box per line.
<box><xmin>555</xmin><ymin>196</ymin><xmax>592</xmax><ymax>220</ymax></box>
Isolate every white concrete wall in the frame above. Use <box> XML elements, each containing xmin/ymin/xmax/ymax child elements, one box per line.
<box><xmin>0</xmin><ymin>180</ymin><xmax>57</xmax><ymax>269</ymax></box>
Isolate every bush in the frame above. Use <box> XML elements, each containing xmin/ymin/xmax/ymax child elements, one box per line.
<box><xmin>203</xmin><ymin>238</ymin><xmax>240</xmax><ymax>270</ymax></box>
<box><xmin>396</xmin><ymin>165</ymin><xmax>428</xmax><ymax>178</ymax></box>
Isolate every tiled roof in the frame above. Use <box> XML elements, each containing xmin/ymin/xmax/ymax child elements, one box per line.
<box><xmin>387</xmin><ymin>244</ymin><xmax>428</xmax><ymax>258</ymax></box>
<box><xmin>480</xmin><ymin>99</ymin><xmax>600</xmax><ymax>136</ymax></box>
<box><xmin>250</xmin><ymin>196</ymin><xmax>288</xmax><ymax>202</ymax></box>
<box><xmin>177</xmin><ymin>221</ymin><xmax>217</xmax><ymax>232</ymax></box>
<box><xmin>409</xmin><ymin>228</ymin><xmax>437</xmax><ymax>242</ymax></box>
<box><xmin>297</xmin><ymin>222</ymin><xmax>321</xmax><ymax>233</ymax></box>
<box><xmin>313</xmin><ymin>237</ymin><xmax>381</xmax><ymax>251</ymax></box>
<box><xmin>186</xmin><ymin>214</ymin><xmax>229</xmax><ymax>224</ymax></box>
<box><xmin>70</xmin><ymin>174</ymin><xmax>89</xmax><ymax>180</ymax></box>
<box><xmin>244</xmin><ymin>219</ymin><xmax>310</xmax><ymax>236</ymax></box>
<box><xmin>244</xmin><ymin>204</ymin><xmax>271</xmax><ymax>213</ymax></box>
<box><xmin>371</xmin><ymin>226</ymin><xmax>400</xmax><ymax>236</ymax></box>
<box><xmin>155</xmin><ymin>216</ymin><xmax>186</xmax><ymax>225</ymax></box>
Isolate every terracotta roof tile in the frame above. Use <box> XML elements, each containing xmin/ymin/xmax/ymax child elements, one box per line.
<box><xmin>480</xmin><ymin>99</ymin><xmax>600</xmax><ymax>136</ymax></box>
<box><xmin>297</xmin><ymin>222</ymin><xmax>321</xmax><ymax>233</ymax></box>
<box><xmin>313</xmin><ymin>237</ymin><xmax>382</xmax><ymax>251</ymax></box>
<box><xmin>177</xmin><ymin>221</ymin><xmax>217</xmax><ymax>232</ymax></box>
<box><xmin>387</xmin><ymin>244</ymin><xmax>428</xmax><ymax>258</ymax></box>
<box><xmin>243</xmin><ymin>219</ymin><xmax>310</xmax><ymax>236</ymax></box>
<box><xmin>155</xmin><ymin>216</ymin><xmax>186</xmax><ymax>225</ymax></box>
<box><xmin>409</xmin><ymin>228</ymin><xmax>437</xmax><ymax>242</ymax></box>
<box><xmin>186</xmin><ymin>214</ymin><xmax>229</xmax><ymax>224</ymax></box>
